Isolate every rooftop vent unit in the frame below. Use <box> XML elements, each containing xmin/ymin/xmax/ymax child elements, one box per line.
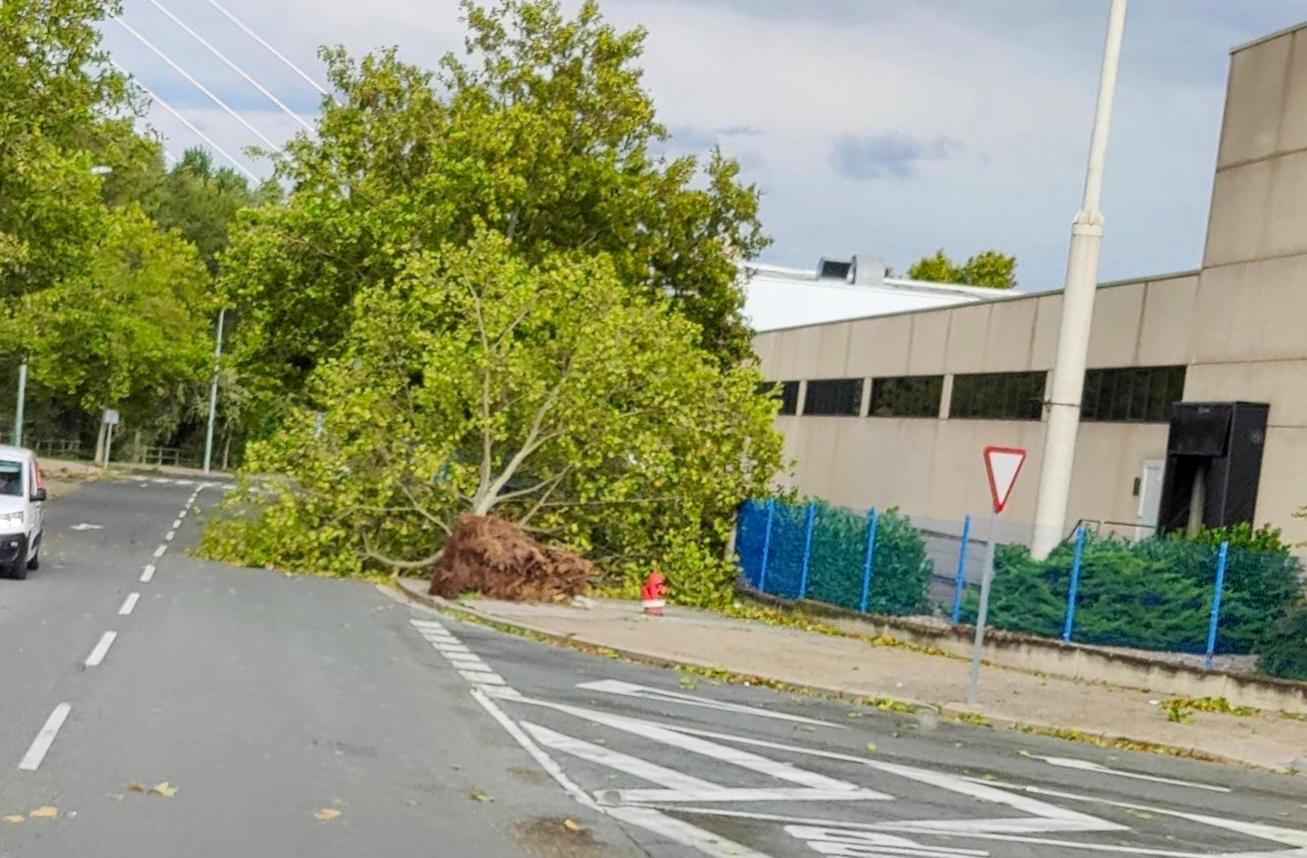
<box><xmin>816</xmin><ymin>258</ymin><xmax>852</xmax><ymax>281</ymax></box>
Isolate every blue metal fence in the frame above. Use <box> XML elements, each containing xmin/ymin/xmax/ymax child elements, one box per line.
<box><xmin>735</xmin><ymin>498</ymin><xmax>1299</xmax><ymax>663</ymax></box>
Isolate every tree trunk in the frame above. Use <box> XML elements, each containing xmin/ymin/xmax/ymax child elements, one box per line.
<box><xmin>132</xmin><ymin>428</ymin><xmax>144</xmax><ymax>464</ymax></box>
<box><xmin>93</xmin><ymin>420</ymin><xmax>107</xmax><ymax>466</ymax></box>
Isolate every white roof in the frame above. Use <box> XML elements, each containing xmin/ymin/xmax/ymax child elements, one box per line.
<box><xmin>741</xmin><ymin>261</ymin><xmax>1004</xmax><ymax>333</ymax></box>
<box><xmin>0</xmin><ymin>445</ymin><xmax>34</xmax><ymax>460</ymax></box>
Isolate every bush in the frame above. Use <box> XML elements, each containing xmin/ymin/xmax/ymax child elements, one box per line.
<box><xmin>960</xmin><ymin>531</ymin><xmax>1305</xmax><ymax>657</ymax></box>
<box><xmin>1258</xmin><ymin>601</ymin><xmax>1307</xmax><ymax>681</ymax></box>
<box><xmin>745</xmin><ymin>501</ymin><xmax>933</xmax><ymax>616</ymax></box>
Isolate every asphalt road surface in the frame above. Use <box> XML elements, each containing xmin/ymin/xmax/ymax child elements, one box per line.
<box><xmin>2</xmin><ymin>478</ymin><xmax>1306</xmax><ymax>857</ymax></box>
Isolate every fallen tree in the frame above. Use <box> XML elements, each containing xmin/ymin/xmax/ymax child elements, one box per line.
<box><xmin>202</xmin><ymin>231</ymin><xmax>782</xmax><ymax>606</ymax></box>
<box><xmin>429</xmin><ymin>513</ymin><xmax>592</xmax><ymax>601</ymax></box>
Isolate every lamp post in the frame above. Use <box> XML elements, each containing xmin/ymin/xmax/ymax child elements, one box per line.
<box><xmin>202</xmin><ymin>308</ymin><xmax>225</xmax><ymax>473</ymax></box>
<box><xmin>1031</xmin><ymin>0</ymin><xmax>1129</xmax><ymax>558</ymax></box>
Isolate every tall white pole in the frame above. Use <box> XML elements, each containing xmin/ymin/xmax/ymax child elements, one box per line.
<box><xmin>1031</xmin><ymin>0</ymin><xmax>1129</xmax><ymax>558</ymax></box>
<box><xmin>13</xmin><ymin>359</ymin><xmax>26</xmax><ymax>447</ymax></box>
<box><xmin>203</xmin><ymin>309</ymin><xmax>225</xmax><ymax>473</ymax></box>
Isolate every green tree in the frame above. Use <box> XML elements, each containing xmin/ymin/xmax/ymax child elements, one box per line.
<box><xmin>26</xmin><ymin>206</ymin><xmax>214</xmax><ymax>453</ymax></box>
<box><xmin>0</xmin><ymin>0</ymin><xmax>129</xmax><ymax>302</ymax></box>
<box><xmin>223</xmin><ymin>0</ymin><xmax>767</xmax><ymax>426</ymax></box>
<box><xmin>203</xmin><ymin>230</ymin><xmax>782</xmax><ymax>605</ymax></box>
<box><xmin>907</xmin><ymin>248</ymin><xmax>1017</xmax><ymax>289</ymax></box>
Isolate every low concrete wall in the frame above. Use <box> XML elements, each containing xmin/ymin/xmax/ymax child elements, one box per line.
<box><xmin>743</xmin><ymin>591</ymin><xmax>1307</xmax><ymax>715</ymax></box>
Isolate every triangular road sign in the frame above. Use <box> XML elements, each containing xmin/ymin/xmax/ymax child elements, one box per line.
<box><xmin>983</xmin><ymin>446</ymin><xmax>1027</xmax><ymax>513</ymax></box>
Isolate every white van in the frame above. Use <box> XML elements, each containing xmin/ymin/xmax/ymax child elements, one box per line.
<box><xmin>0</xmin><ymin>446</ymin><xmax>46</xmax><ymax>580</ymax></box>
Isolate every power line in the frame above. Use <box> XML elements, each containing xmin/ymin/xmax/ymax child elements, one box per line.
<box><xmin>111</xmin><ymin>13</ymin><xmax>281</xmax><ymax>153</ymax></box>
<box><xmin>115</xmin><ymin>62</ymin><xmax>259</xmax><ymax>182</ymax></box>
<box><xmin>203</xmin><ymin>0</ymin><xmax>329</xmax><ymax>96</ymax></box>
<box><xmin>145</xmin><ymin>0</ymin><xmax>313</xmax><ymax>133</ymax></box>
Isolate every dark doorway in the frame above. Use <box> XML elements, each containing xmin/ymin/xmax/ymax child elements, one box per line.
<box><xmin>1158</xmin><ymin>402</ymin><xmax>1268</xmax><ymax>535</ymax></box>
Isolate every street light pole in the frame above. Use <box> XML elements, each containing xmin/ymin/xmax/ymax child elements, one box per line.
<box><xmin>202</xmin><ymin>308</ymin><xmax>225</xmax><ymax>473</ymax></box>
<box><xmin>1031</xmin><ymin>0</ymin><xmax>1129</xmax><ymax>558</ymax></box>
<box><xmin>13</xmin><ymin>359</ymin><xmax>27</xmax><ymax>447</ymax></box>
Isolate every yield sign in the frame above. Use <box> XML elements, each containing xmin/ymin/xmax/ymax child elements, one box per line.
<box><xmin>983</xmin><ymin>446</ymin><xmax>1026</xmax><ymax>513</ymax></box>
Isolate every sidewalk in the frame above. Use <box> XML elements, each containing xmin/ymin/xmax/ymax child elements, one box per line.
<box><xmin>395</xmin><ymin>579</ymin><xmax>1307</xmax><ymax>773</ymax></box>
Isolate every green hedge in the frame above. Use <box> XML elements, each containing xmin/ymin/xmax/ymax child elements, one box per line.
<box><xmin>801</xmin><ymin>503</ymin><xmax>933</xmax><ymax>615</ymax></box>
<box><xmin>958</xmin><ymin>529</ymin><xmax>1307</xmax><ymax>677</ymax></box>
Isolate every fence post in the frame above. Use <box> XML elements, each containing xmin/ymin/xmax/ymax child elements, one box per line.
<box><xmin>859</xmin><ymin>508</ymin><xmax>880</xmax><ymax>613</ymax></box>
<box><xmin>797</xmin><ymin>501</ymin><xmax>817</xmax><ymax>600</ymax></box>
<box><xmin>757</xmin><ymin>499</ymin><xmax>776</xmax><ymax>593</ymax></box>
<box><xmin>1204</xmin><ymin>541</ymin><xmax>1230</xmax><ymax>670</ymax></box>
<box><xmin>1061</xmin><ymin>525</ymin><xmax>1087</xmax><ymax>643</ymax></box>
<box><xmin>950</xmin><ymin>514</ymin><xmax>973</xmax><ymax>624</ymax></box>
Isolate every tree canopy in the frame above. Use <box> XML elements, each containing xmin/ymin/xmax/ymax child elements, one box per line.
<box><xmin>224</xmin><ymin>0</ymin><xmax>768</xmax><ymax>427</ymax></box>
<box><xmin>205</xmin><ymin>231</ymin><xmax>782</xmax><ymax>604</ymax></box>
<box><xmin>907</xmin><ymin>248</ymin><xmax>1018</xmax><ymax>289</ymax></box>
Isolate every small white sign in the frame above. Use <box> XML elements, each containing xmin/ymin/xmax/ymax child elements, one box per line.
<box><xmin>983</xmin><ymin>446</ymin><xmax>1027</xmax><ymax>513</ymax></box>
<box><xmin>103</xmin><ymin>409</ymin><xmax>120</xmax><ymax>426</ymax></box>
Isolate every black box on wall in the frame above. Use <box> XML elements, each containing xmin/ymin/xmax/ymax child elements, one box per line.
<box><xmin>1158</xmin><ymin>402</ymin><xmax>1269</xmax><ymax>534</ymax></box>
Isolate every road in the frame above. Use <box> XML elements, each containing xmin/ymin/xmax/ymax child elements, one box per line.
<box><xmin>2</xmin><ymin>478</ymin><xmax>1306</xmax><ymax>857</ymax></box>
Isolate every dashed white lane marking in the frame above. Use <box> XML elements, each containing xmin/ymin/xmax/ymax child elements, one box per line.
<box><xmin>178</xmin><ymin>509</ymin><xmax>187</xmax><ymax>519</ymax></box>
<box><xmin>119</xmin><ymin>592</ymin><xmax>140</xmax><ymax>616</ymax></box>
<box><xmin>140</xmin><ymin>564</ymin><xmax>155</xmax><ymax>583</ymax></box>
<box><xmin>172</xmin><ymin>518</ymin><xmax>182</xmax><ymax>529</ymax></box>
<box><xmin>408</xmin><ymin>618</ymin><xmax>505</xmax><ymax>686</ymax></box>
<box><xmin>84</xmin><ymin>631</ymin><xmax>118</xmax><ymax>667</ymax></box>
<box><xmin>153</xmin><ymin>544</ymin><xmax>167</xmax><ymax>558</ymax></box>
<box><xmin>18</xmin><ymin>703</ymin><xmax>72</xmax><ymax>772</ymax></box>
<box><xmin>165</xmin><ymin>530</ymin><xmax>176</xmax><ymax>542</ymax></box>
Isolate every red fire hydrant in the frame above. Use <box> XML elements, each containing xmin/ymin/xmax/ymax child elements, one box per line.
<box><xmin>640</xmin><ymin>571</ymin><xmax>667</xmax><ymax>616</ymax></box>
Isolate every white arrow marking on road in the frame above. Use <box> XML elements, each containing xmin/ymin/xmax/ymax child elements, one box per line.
<box><xmin>18</xmin><ymin>703</ymin><xmax>72</xmax><ymax>772</ymax></box>
<box><xmin>70</xmin><ymin>523</ymin><xmax>103</xmax><ymax>531</ymax></box>
<box><xmin>1033</xmin><ymin>755</ymin><xmax>1231</xmax><ymax>793</ymax></box>
<box><xmin>576</xmin><ymin>679</ymin><xmax>843</xmax><ymax>728</ymax></box>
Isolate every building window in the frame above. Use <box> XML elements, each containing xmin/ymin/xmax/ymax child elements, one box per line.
<box><xmin>1082</xmin><ymin>366</ymin><xmax>1186</xmax><ymax>423</ymax></box>
<box><xmin>759</xmin><ymin>381</ymin><xmax>801</xmax><ymax>416</ymax></box>
<box><xmin>803</xmin><ymin>378</ymin><xmax>863</xmax><ymax>416</ymax></box>
<box><xmin>950</xmin><ymin>371</ymin><xmax>1046</xmax><ymax>420</ymax></box>
<box><xmin>868</xmin><ymin>375</ymin><xmax>943</xmax><ymax>418</ymax></box>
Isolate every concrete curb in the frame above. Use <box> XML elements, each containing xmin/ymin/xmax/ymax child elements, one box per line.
<box><xmin>389</xmin><ymin>578</ymin><xmax>1274</xmax><ymax>772</ymax></box>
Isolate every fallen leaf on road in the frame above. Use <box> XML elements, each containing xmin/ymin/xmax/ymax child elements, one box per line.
<box><xmin>29</xmin><ymin>807</ymin><xmax>58</xmax><ymax>820</ymax></box>
<box><xmin>314</xmin><ymin>808</ymin><xmax>342</xmax><ymax>822</ymax></box>
<box><xmin>1018</xmin><ymin>750</ymin><xmax>1031</xmax><ymax>757</ymax></box>
<box><xmin>562</xmin><ymin>819</ymin><xmax>583</xmax><ymax>833</ymax></box>
<box><xmin>3</xmin><ymin>815</ymin><xmax>24</xmax><ymax>824</ymax></box>
<box><xmin>127</xmin><ymin>783</ymin><xmax>146</xmax><ymax>793</ymax></box>
<box><xmin>149</xmin><ymin>782</ymin><xmax>177</xmax><ymax>798</ymax></box>
<box><xmin>468</xmin><ymin>787</ymin><xmax>493</xmax><ymax>803</ymax></box>
<box><xmin>864</xmin><ymin>742</ymin><xmax>878</xmax><ymax>753</ymax></box>
<box><xmin>846</xmin><ymin>712</ymin><xmax>862</xmax><ymax>719</ymax></box>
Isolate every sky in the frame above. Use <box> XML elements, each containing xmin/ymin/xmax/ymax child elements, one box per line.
<box><xmin>98</xmin><ymin>0</ymin><xmax>1307</xmax><ymax>293</ymax></box>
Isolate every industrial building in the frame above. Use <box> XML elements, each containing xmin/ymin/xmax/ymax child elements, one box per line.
<box><xmin>753</xmin><ymin>22</ymin><xmax>1307</xmax><ymax>546</ymax></box>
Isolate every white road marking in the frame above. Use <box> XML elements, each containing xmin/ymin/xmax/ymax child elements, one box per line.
<box><xmin>172</xmin><ymin>518</ymin><xmax>182</xmax><ymax>529</ymax></box>
<box><xmin>433</xmin><ymin>644</ymin><xmax>473</xmax><ymax>656</ymax></box>
<box><xmin>153</xmin><ymin>544</ymin><xmax>167</xmax><ymax>558</ymax></box>
<box><xmin>69</xmin><ymin>522</ymin><xmax>104</xmax><ymax>531</ymax></box>
<box><xmin>173</xmin><ymin>479</ymin><xmax>194</xmax><ymax>486</ymax></box>
<box><xmin>522</xmin><ymin>721</ymin><xmax>722</xmax><ymax>793</ymax></box>
<box><xmin>493</xmin><ymin>691</ymin><xmax>882</xmax><ymax>795</ymax></box>
<box><xmin>18</xmin><ymin>703</ymin><xmax>72</xmax><ymax>772</ymax></box>
<box><xmin>469</xmin><ymin>688</ymin><xmax>769</xmax><ymax>858</ymax></box>
<box><xmin>1033</xmin><ymin>755</ymin><xmax>1231</xmax><ymax>793</ymax></box>
<box><xmin>577</xmin><ymin>679</ymin><xmax>842</xmax><ymax>728</ymax></box>
<box><xmin>165</xmin><ymin>530</ymin><xmax>175</xmax><ymax>542</ymax></box>
<box><xmin>785</xmin><ymin>826</ymin><xmax>989</xmax><ymax>857</ymax></box>
<box><xmin>118</xmin><ymin>592</ymin><xmax>140</xmax><ymax>616</ymax></box>
<box><xmin>151</xmin><ymin>478</ymin><xmax>172</xmax><ymax>485</ymax></box>
<box><xmin>84</xmin><ymin>631</ymin><xmax>118</xmax><ymax>667</ymax></box>
<box><xmin>140</xmin><ymin>564</ymin><xmax>156</xmax><ymax>583</ymax></box>
<box><xmin>177</xmin><ymin>510</ymin><xmax>187</xmax><ymax>519</ymax></box>
<box><xmin>458</xmin><ymin>670</ymin><xmax>507</xmax><ymax>685</ymax></box>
